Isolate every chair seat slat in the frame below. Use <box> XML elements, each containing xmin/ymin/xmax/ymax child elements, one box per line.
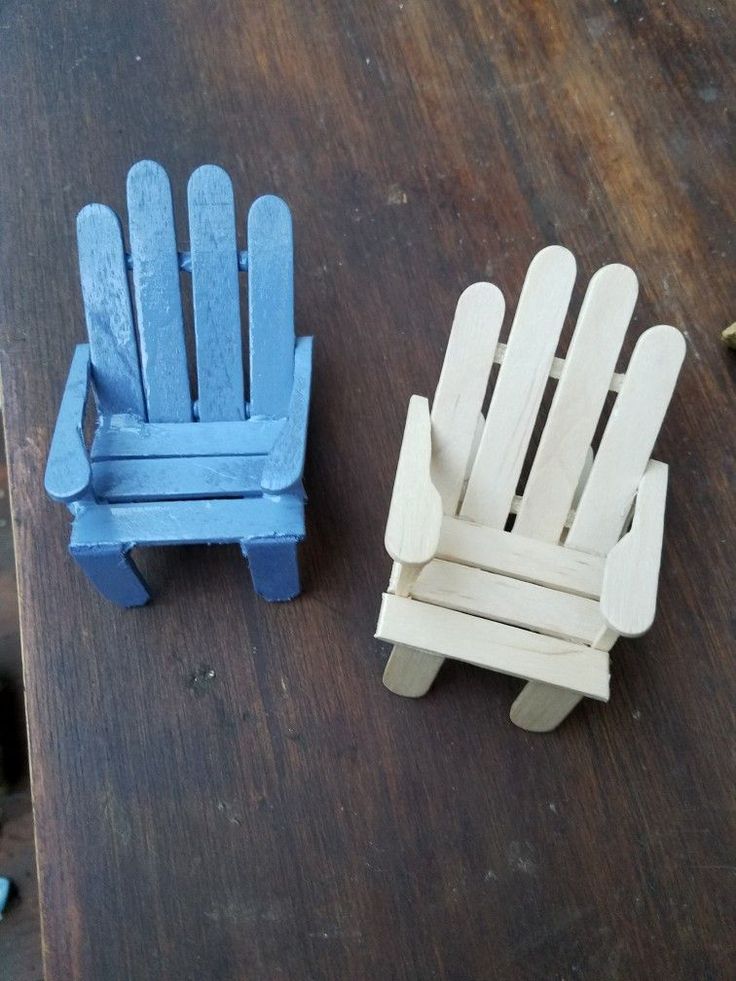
<box><xmin>430</xmin><ymin>283</ymin><xmax>504</xmax><ymax>513</ymax></box>
<box><xmin>70</xmin><ymin>496</ymin><xmax>305</xmax><ymax>547</ymax></box>
<box><xmin>411</xmin><ymin>560</ymin><xmax>606</xmax><ymax>645</ymax></box>
<box><xmin>461</xmin><ymin>245</ymin><xmax>576</xmax><ymax>527</ymax></box>
<box><xmin>91</xmin><ymin>455</ymin><xmax>265</xmax><ymax>502</ymax></box>
<box><xmin>189</xmin><ymin>166</ymin><xmax>245</xmax><ymax>421</ymax></box>
<box><xmin>77</xmin><ymin>204</ymin><xmax>146</xmax><ymax>417</ymax></box>
<box><xmin>248</xmin><ymin>195</ymin><xmax>295</xmax><ymax>418</ymax></box>
<box><xmin>567</xmin><ymin>325</ymin><xmax>686</xmax><ymax>554</ymax></box>
<box><xmin>514</xmin><ymin>264</ymin><xmax>638</xmax><ymax>542</ymax></box>
<box><xmin>437</xmin><ymin>516</ymin><xmax>604</xmax><ymax>598</ymax></box>
<box><xmin>376</xmin><ymin>594</ymin><xmax>610</xmax><ymax>700</ymax></box>
<box><xmin>127</xmin><ymin>161</ymin><xmax>191</xmax><ymax>422</ymax></box>
<box><xmin>91</xmin><ymin>416</ymin><xmax>284</xmax><ymax>459</ymax></box>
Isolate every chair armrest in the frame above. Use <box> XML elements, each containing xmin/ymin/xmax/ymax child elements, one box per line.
<box><xmin>44</xmin><ymin>344</ymin><xmax>93</xmax><ymax>504</ymax></box>
<box><xmin>385</xmin><ymin>395</ymin><xmax>443</xmax><ymax>566</ymax></box>
<box><xmin>600</xmin><ymin>460</ymin><xmax>668</xmax><ymax>636</ymax></box>
<box><xmin>261</xmin><ymin>336</ymin><xmax>313</xmax><ymax>493</ymax></box>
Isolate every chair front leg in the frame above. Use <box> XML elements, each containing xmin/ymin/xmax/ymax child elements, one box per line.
<box><xmin>243</xmin><ymin>536</ymin><xmax>301</xmax><ymax>601</ymax></box>
<box><xmin>509</xmin><ymin>682</ymin><xmax>583</xmax><ymax>732</ymax></box>
<box><xmin>509</xmin><ymin>624</ymin><xmax>617</xmax><ymax>732</ymax></box>
<box><xmin>383</xmin><ymin>645</ymin><xmax>444</xmax><ymax>698</ymax></box>
<box><xmin>70</xmin><ymin>543</ymin><xmax>150</xmax><ymax>607</ymax></box>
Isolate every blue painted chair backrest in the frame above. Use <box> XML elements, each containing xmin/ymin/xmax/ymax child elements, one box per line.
<box><xmin>76</xmin><ymin>161</ymin><xmax>295</xmax><ymax>424</ymax></box>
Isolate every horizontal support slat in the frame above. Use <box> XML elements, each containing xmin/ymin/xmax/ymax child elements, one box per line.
<box><xmin>124</xmin><ymin>251</ymin><xmax>249</xmax><ymax>272</ymax></box>
<box><xmin>412</xmin><ymin>560</ymin><xmax>606</xmax><ymax>644</ymax></box>
<box><xmin>493</xmin><ymin>342</ymin><xmax>625</xmax><ymax>393</ymax></box>
<box><xmin>71</xmin><ymin>496</ymin><xmax>305</xmax><ymax>547</ymax></box>
<box><xmin>438</xmin><ymin>516</ymin><xmax>604</xmax><ymax>598</ymax></box>
<box><xmin>376</xmin><ymin>594</ymin><xmax>609</xmax><ymax>700</ymax></box>
<box><xmin>92</xmin><ymin>456</ymin><xmax>266</xmax><ymax>502</ymax></box>
<box><xmin>92</xmin><ymin>415</ymin><xmax>285</xmax><ymax>460</ymax></box>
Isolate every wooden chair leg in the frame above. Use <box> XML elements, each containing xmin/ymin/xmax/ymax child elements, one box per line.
<box><xmin>509</xmin><ymin>681</ymin><xmax>583</xmax><ymax>732</ymax></box>
<box><xmin>383</xmin><ymin>645</ymin><xmax>444</xmax><ymax>697</ymax></box>
<box><xmin>243</xmin><ymin>537</ymin><xmax>300</xmax><ymax>601</ymax></box>
<box><xmin>69</xmin><ymin>543</ymin><xmax>150</xmax><ymax>607</ymax></box>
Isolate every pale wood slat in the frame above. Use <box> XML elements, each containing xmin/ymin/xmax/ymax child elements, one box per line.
<box><xmin>437</xmin><ymin>515</ymin><xmax>604</xmax><ymax>598</ymax></box>
<box><xmin>567</xmin><ymin>325</ymin><xmax>685</xmax><ymax>554</ymax></box>
<box><xmin>248</xmin><ymin>195</ymin><xmax>295</xmax><ymax>418</ymax></box>
<box><xmin>77</xmin><ymin>204</ymin><xmax>146</xmax><ymax>417</ymax></box>
<box><xmin>385</xmin><ymin>396</ymin><xmax>442</xmax><ymax>568</ymax></box>
<box><xmin>514</xmin><ymin>264</ymin><xmax>638</xmax><ymax>542</ymax></box>
<box><xmin>126</xmin><ymin>160</ymin><xmax>191</xmax><ymax>422</ymax></box>
<box><xmin>376</xmin><ymin>594</ymin><xmax>610</xmax><ymax>700</ymax></box>
<box><xmin>600</xmin><ymin>459</ymin><xmax>669</xmax><ymax>636</ymax></box>
<box><xmin>188</xmin><ymin>165</ymin><xmax>244</xmax><ymax>421</ymax></box>
<box><xmin>430</xmin><ymin>282</ymin><xmax>504</xmax><ymax>513</ymax></box>
<box><xmin>462</xmin><ymin>245</ymin><xmax>576</xmax><ymax>526</ymax></box>
<box><xmin>411</xmin><ymin>559</ymin><xmax>606</xmax><ymax>644</ymax></box>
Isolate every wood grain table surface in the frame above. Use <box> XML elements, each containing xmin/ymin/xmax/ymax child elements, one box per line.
<box><xmin>0</xmin><ymin>1</ymin><xmax>734</xmax><ymax>978</ymax></box>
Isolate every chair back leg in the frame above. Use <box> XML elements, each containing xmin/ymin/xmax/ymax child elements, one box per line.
<box><xmin>69</xmin><ymin>543</ymin><xmax>150</xmax><ymax>607</ymax></box>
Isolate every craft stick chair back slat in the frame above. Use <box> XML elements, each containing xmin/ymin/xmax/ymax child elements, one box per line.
<box><xmin>77</xmin><ymin>204</ymin><xmax>146</xmax><ymax>418</ymax></box>
<box><xmin>126</xmin><ymin>160</ymin><xmax>191</xmax><ymax>423</ymax></box>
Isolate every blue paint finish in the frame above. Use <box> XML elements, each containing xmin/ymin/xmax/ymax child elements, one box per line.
<box><xmin>0</xmin><ymin>877</ymin><xmax>12</xmax><ymax>918</ymax></box>
<box><xmin>91</xmin><ymin>416</ymin><xmax>284</xmax><ymax>460</ymax></box>
<box><xmin>77</xmin><ymin>204</ymin><xmax>146</xmax><ymax>418</ymax></box>
<box><xmin>262</xmin><ymin>336</ymin><xmax>313</xmax><ymax>493</ymax></box>
<box><xmin>248</xmin><ymin>195</ymin><xmax>295</xmax><ymax>418</ymax></box>
<box><xmin>70</xmin><ymin>496</ymin><xmax>304</xmax><ymax>548</ymax></box>
<box><xmin>92</xmin><ymin>455</ymin><xmax>266</xmax><ymax>502</ymax></box>
<box><xmin>45</xmin><ymin>345</ymin><xmax>93</xmax><ymax>503</ymax></box>
<box><xmin>188</xmin><ymin>166</ymin><xmax>244</xmax><ymax>421</ymax></box>
<box><xmin>70</xmin><ymin>543</ymin><xmax>150</xmax><ymax>607</ymax></box>
<box><xmin>244</xmin><ymin>537</ymin><xmax>300</xmax><ymax>601</ymax></box>
<box><xmin>127</xmin><ymin>161</ymin><xmax>191</xmax><ymax>422</ymax></box>
<box><xmin>48</xmin><ymin>163</ymin><xmax>312</xmax><ymax>607</ymax></box>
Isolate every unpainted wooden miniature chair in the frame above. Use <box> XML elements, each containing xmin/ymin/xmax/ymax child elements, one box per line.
<box><xmin>45</xmin><ymin>161</ymin><xmax>312</xmax><ymax>606</ymax></box>
<box><xmin>375</xmin><ymin>246</ymin><xmax>685</xmax><ymax>731</ymax></box>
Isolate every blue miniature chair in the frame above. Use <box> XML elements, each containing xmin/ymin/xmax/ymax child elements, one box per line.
<box><xmin>45</xmin><ymin>161</ymin><xmax>312</xmax><ymax>607</ymax></box>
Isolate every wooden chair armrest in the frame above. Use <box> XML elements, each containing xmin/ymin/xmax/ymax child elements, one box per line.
<box><xmin>261</xmin><ymin>336</ymin><xmax>313</xmax><ymax>493</ymax></box>
<box><xmin>44</xmin><ymin>344</ymin><xmax>93</xmax><ymax>504</ymax></box>
<box><xmin>600</xmin><ymin>460</ymin><xmax>669</xmax><ymax>636</ymax></box>
<box><xmin>385</xmin><ymin>395</ymin><xmax>443</xmax><ymax>567</ymax></box>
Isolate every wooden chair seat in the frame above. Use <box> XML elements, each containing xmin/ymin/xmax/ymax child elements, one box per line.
<box><xmin>45</xmin><ymin>161</ymin><xmax>312</xmax><ymax>606</ymax></box>
<box><xmin>376</xmin><ymin>247</ymin><xmax>685</xmax><ymax>730</ymax></box>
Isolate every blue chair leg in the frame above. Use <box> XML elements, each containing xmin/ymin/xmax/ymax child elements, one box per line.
<box><xmin>242</xmin><ymin>537</ymin><xmax>301</xmax><ymax>601</ymax></box>
<box><xmin>69</xmin><ymin>543</ymin><xmax>150</xmax><ymax>607</ymax></box>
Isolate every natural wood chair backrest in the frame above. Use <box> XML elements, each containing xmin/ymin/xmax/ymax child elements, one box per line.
<box><xmin>430</xmin><ymin>246</ymin><xmax>685</xmax><ymax>557</ymax></box>
<box><xmin>76</xmin><ymin>161</ymin><xmax>295</xmax><ymax>424</ymax></box>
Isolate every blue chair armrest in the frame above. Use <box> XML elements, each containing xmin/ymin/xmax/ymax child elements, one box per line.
<box><xmin>45</xmin><ymin>344</ymin><xmax>94</xmax><ymax>503</ymax></box>
<box><xmin>261</xmin><ymin>336</ymin><xmax>313</xmax><ymax>494</ymax></box>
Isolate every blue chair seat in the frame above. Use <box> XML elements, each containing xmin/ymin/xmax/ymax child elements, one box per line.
<box><xmin>45</xmin><ymin>161</ymin><xmax>312</xmax><ymax>606</ymax></box>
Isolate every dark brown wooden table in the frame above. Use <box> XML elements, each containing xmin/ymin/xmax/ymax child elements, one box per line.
<box><xmin>1</xmin><ymin>2</ymin><xmax>734</xmax><ymax>978</ymax></box>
